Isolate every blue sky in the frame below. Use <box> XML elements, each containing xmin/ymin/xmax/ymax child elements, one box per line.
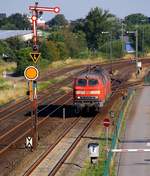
<box><xmin>0</xmin><ymin>0</ymin><xmax>150</xmax><ymax>21</ymax></box>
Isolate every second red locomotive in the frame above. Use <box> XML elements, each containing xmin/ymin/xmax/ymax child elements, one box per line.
<box><xmin>73</xmin><ymin>65</ymin><xmax>111</xmax><ymax>113</ymax></box>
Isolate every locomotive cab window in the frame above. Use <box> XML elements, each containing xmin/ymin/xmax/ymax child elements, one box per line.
<box><xmin>77</xmin><ymin>79</ymin><xmax>87</xmax><ymax>86</ymax></box>
<box><xmin>88</xmin><ymin>79</ymin><xmax>98</xmax><ymax>86</ymax></box>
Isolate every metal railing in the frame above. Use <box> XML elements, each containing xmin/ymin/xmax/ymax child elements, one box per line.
<box><xmin>144</xmin><ymin>71</ymin><xmax>150</xmax><ymax>85</ymax></box>
<box><xmin>103</xmin><ymin>89</ymin><xmax>135</xmax><ymax>176</ymax></box>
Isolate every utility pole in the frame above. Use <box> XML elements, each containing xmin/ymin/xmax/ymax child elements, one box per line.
<box><xmin>28</xmin><ymin>2</ymin><xmax>60</xmax><ymax>150</ymax></box>
<box><xmin>142</xmin><ymin>28</ymin><xmax>145</xmax><ymax>56</ymax></box>
<box><xmin>121</xmin><ymin>22</ymin><xmax>125</xmax><ymax>55</ymax></box>
<box><xmin>135</xmin><ymin>30</ymin><xmax>138</xmax><ymax>60</ymax></box>
<box><xmin>110</xmin><ymin>32</ymin><xmax>113</xmax><ymax>74</ymax></box>
<box><xmin>102</xmin><ymin>31</ymin><xmax>113</xmax><ymax>74</ymax></box>
<box><xmin>141</xmin><ymin>19</ymin><xmax>146</xmax><ymax>56</ymax></box>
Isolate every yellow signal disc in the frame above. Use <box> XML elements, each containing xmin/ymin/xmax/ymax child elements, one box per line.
<box><xmin>24</xmin><ymin>66</ymin><xmax>39</xmax><ymax>80</ymax></box>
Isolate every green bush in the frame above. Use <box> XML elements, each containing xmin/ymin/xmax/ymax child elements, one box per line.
<box><xmin>0</xmin><ymin>40</ymin><xmax>15</xmax><ymax>61</ymax></box>
<box><xmin>111</xmin><ymin>40</ymin><xmax>123</xmax><ymax>58</ymax></box>
<box><xmin>15</xmin><ymin>47</ymin><xmax>32</xmax><ymax>75</ymax></box>
<box><xmin>0</xmin><ymin>78</ymin><xmax>10</xmax><ymax>90</ymax></box>
<box><xmin>100</xmin><ymin>40</ymin><xmax>123</xmax><ymax>59</ymax></box>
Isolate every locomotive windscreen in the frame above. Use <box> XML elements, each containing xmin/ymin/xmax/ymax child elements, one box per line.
<box><xmin>77</xmin><ymin>79</ymin><xmax>87</xmax><ymax>86</ymax></box>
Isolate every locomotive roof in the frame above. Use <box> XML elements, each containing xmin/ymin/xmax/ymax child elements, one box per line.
<box><xmin>77</xmin><ymin>66</ymin><xmax>109</xmax><ymax>79</ymax></box>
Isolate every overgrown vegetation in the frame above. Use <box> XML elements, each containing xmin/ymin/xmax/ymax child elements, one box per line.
<box><xmin>0</xmin><ymin>9</ymin><xmax>150</xmax><ymax>75</ymax></box>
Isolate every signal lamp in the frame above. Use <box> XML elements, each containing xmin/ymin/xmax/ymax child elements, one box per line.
<box><xmin>33</xmin><ymin>45</ymin><xmax>39</xmax><ymax>51</ymax></box>
<box><xmin>26</xmin><ymin>91</ymin><xmax>30</xmax><ymax>96</ymax></box>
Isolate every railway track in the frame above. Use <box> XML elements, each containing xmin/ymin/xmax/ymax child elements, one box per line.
<box><xmin>0</xmin><ymin>59</ymin><xmax>150</xmax><ymax>175</ymax></box>
<box><xmin>0</xmin><ymin>91</ymin><xmax>73</xmax><ymax>155</ymax></box>
<box><xmin>23</xmin><ymin>72</ymin><xmax>150</xmax><ymax>175</ymax></box>
<box><xmin>0</xmin><ymin>77</ymin><xmax>141</xmax><ymax>157</ymax></box>
<box><xmin>0</xmin><ymin>61</ymin><xmax>148</xmax><ymax>153</ymax></box>
<box><xmin>0</xmin><ymin>60</ymin><xmax>130</xmax><ymax>130</ymax></box>
<box><xmin>23</xmin><ymin>80</ymin><xmax>125</xmax><ymax>176</ymax></box>
<box><xmin>0</xmin><ymin>63</ymin><xmax>93</xmax><ymax>124</ymax></box>
<box><xmin>0</xmin><ymin>61</ymin><xmax>134</xmax><ymax>132</ymax></box>
<box><xmin>0</xmin><ymin>59</ymin><xmax>142</xmax><ymax>122</ymax></box>
<box><xmin>0</xmin><ymin>58</ymin><xmax>138</xmax><ymax>115</ymax></box>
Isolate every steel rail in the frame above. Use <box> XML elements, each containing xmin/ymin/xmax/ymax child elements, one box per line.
<box><xmin>0</xmin><ymin>97</ymin><xmax>72</xmax><ymax>155</ymax></box>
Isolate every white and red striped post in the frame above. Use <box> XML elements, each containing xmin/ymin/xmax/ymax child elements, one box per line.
<box><xmin>28</xmin><ymin>2</ymin><xmax>60</xmax><ymax>150</ymax></box>
<box><xmin>31</xmin><ymin>15</ymin><xmax>37</xmax><ymax>46</ymax></box>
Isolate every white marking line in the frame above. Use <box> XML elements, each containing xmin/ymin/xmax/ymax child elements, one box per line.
<box><xmin>147</xmin><ymin>143</ymin><xmax>150</xmax><ymax>147</ymax></box>
<box><xmin>104</xmin><ymin>122</ymin><xmax>110</xmax><ymax>124</ymax></box>
<box><xmin>110</xmin><ymin>149</ymin><xmax>150</xmax><ymax>152</ymax></box>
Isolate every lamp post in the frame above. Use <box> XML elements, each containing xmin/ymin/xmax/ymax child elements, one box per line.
<box><xmin>102</xmin><ymin>31</ymin><xmax>112</xmax><ymax>73</ymax></box>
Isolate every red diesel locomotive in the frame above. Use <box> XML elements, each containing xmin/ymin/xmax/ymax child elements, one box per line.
<box><xmin>73</xmin><ymin>66</ymin><xmax>111</xmax><ymax>113</ymax></box>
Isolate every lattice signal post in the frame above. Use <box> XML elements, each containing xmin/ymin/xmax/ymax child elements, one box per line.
<box><xmin>28</xmin><ymin>2</ymin><xmax>60</xmax><ymax>150</ymax></box>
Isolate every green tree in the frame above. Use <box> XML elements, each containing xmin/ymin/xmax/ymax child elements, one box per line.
<box><xmin>128</xmin><ymin>24</ymin><xmax>150</xmax><ymax>55</ymax></box>
<box><xmin>48</xmin><ymin>32</ymin><xmax>64</xmax><ymax>42</ymax></box>
<box><xmin>0</xmin><ymin>41</ymin><xmax>15</xmax><ymax>61</ymax></box>
<box><xmin>71</xmin><ymin>18</ymin><xmax>85</xmax><ymax>33</ymax></box>
<box><xmin>111</xmin><ymin>40</ymin><xmax>123</xmax><ymax>58</ymax></box>
<box><xmin>46</xmin><ymin>41</ymin><xmax>60</xmax><ymax>61</ymax></box>
<box><xmin>62</xmin><ymin>29</ymin><xmax>87</xmax><ymax>58</ymax></box>
<box><xmin>48</xmin><ymin>29</ymin><xmax>88</xmax><ymax>59</ymax></box>
<box><xmin>6</xmin><ymin>37</ymin><xmax>26</xmax><ymax>51</ymax></box>
<box><xmin>125</xmin><ymin>13</ymin><xmax>149</xmax><ymax>25</ymax></box>
<box><xmin>0</xmin><ymin>13</ymin><xmax>31</xmax><ymax>30</ymax></box>
<box><xmin>84</xmin><ymin>7</ymin><xmax>114</xmax><ymax>50</ymax></box>
<box><xmin>0</xmin><ymin>22</ymin><xmax>17</xmax><ymax>30</ymax></box>
<box><xmin>40</xmin><ymin>41</ymin><xmax>52</xmax><ymax>61</ymax></box>
<box><xmin>57</xmin><ymin>42</ymin><xmax>69</xmax><ymax>60</ymax></box>
<box><xmin>143</xmin><ymin>25</ymin><xmax>150</xmax><ymax>53</ymax></box>
<box><xmin>47</xmin><ymin>14</ymin><xmax>68</xmax><ymax>27</ymax></box>
<box><xmin>16</xmin><ymin>47</ymin><xmax>32</xmax><ymax>75</ymax></box>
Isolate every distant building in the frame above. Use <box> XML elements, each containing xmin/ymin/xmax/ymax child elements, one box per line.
<box><xmin>0</xmin><ymin>13</ymin><xmax>6</xmax><ymax>20</ymax></box>
<box><xmin>28</xmin><ymin>16</ymin><xmax>46</xmax><ymax>29</ymax></box>
<box><xmin>37</xmin><ymin>18</ymin><xmax>46</xmax><ymax>29</ymax></box>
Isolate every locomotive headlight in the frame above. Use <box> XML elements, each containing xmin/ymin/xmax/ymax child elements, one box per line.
<box><xmin>76</xmin><ymin>91</ymin><xmax>85</xmax><ymax>94</ymax></box>
<box><xmin>90</xmin><ymin>90</ymin><xmax>100</xmax><ymax>94</ymax></box>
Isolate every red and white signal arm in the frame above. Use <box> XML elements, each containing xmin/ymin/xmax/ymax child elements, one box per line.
<box><xmin>103</xmin><ymin>118</ymin><xmax>111</xmax><ymax>128</ymax></box>
<box><xmin>29</xmin><ymin>6</ymin><xmax>60</xmax><ymax>13</ymax></box>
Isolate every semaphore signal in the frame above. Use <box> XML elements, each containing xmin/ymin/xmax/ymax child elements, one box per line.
<box><xmin>25</xmin><ymin>1</ymin><xmax>61</xmax><ymax>151</ymax></box>
<box><xmin>29</xmin><ymin>2</ymin><xmax>60</xmax><ymax>49</ymax></box>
